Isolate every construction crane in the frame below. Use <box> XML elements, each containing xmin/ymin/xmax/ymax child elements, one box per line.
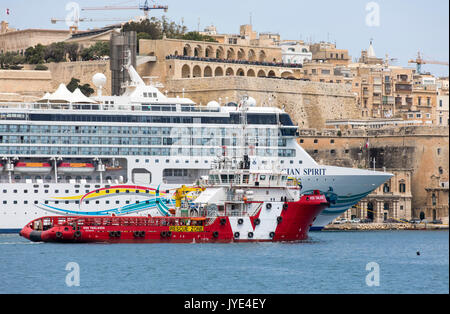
<box><xmin>51</xmin><ymin>17</ymin><xmax>129</xmax><ymax>30</ymax></box>
<box><xmin>82</xmin><ymin>0</ymin><xmax>168</xmax><ymax>19</ymax></box>
<box><xmin>408</xmin><ymin>51</ymin><xmax>449</xmax><ymax>74</ymax></box>
<box><xmin>384</xmin><ymin>53</ymin><xmax>397</xmax><ymax>68</ymax></box>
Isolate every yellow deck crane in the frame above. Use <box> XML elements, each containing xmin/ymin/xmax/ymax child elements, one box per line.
<box><xmin>174</xmin><ymin>185</ymin><xmax>205</xmax><ymax>209</ymax></box>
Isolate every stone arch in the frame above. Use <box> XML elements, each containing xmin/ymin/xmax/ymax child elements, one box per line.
<box><xmin>248</xmin><ymin>49</ymin><xmax>256</xmax><ymax>62</ymax></box>
<box><xmin>192</xmin><ymin>65</ymin><xmax>202</xmax><ymax>78</ymax></box>
<box><xmin>214</xmin><ymin>67</ymin><xmax>224</xmax><ymax>76</ymax></box>
<box><xmin>259</xmin><ymin>50</ymin><xmax>267</xmax><ymax>62</ymax></box>
<box><xmin>205</xmin><ymin>46</ymin><xmax>214</xmax><ymax>58</ymax></box>
<box><xmin>237</xmin><ymin>48</ymin><xmax>246</xmax><ymax>60</ymax></box>
<box><xmin>216</xmin><ymin>46</ymin><xmax>225</xmax><ymax>59</ymax></box>
<box><xmin>268</xmin><ymin>70</ymin><xmax>276</xmax><ymax>77</ymax></box>
<box><xmin>257</xmin><ymin>69</ymin><xmax>266</xmax><ymax>77</ymax></box>
<box><xmin>281</xmin><ymin>71</ymin><xmax>293</xmax><ymax>78</ymax></box>
<box><xmin>227</xmin><ymin>48</ymin><xmax>236</xmax><ymax>60</ymax></box>
<box><xmin>204</xmin><ymin>66</ymin><xmax>213</xmax><ymax>77</ymax></box>
<box><xmin>183</xmin><ymin>44</ymin><xmax>192</xmax><ymax>57</ymax></box>
<box><xmin>181</xmin><ymin>64</ymin><xmax>191</xmax><ymax>78</ymax></box>
<box><xmin>226</xmin><ymin>67</ymin><xmax>234</xmax><ymax>76</ymax></box>
<box><xmin>247</xmin><ymin>69</ymin><xmax>256</xmax><ymax>77</ymax></box>
<box><xmin>237</xmin><ymin>68</ymin><xmax>245</xmax><ymax>76</ymax></box>
<box><xmin>174</xmin><ymin>50</ymin><xmax>179</xmax><ymax>56</ymax></box>
<box><xmin>194</xmin><ymin>45</ymin><xmax>203</xmax><ymax>57</ymax></box>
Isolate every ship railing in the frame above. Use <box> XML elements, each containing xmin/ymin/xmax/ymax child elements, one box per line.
<box><xmin>0</xmin><ymin>102</ymin><xmax>222</xmax><ymax>113</ymax></box>
<box><xmin>27</xmin><ymin>216</ymin><xmax>76</xmax><ymax>231</ymax></box>
<box><xmin>68</xmin><ymin>216</ymin><xmax>207</xmax><ymax>227</ymax></box>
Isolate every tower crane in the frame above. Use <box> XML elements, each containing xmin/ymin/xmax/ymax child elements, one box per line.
<box><xmin>408</xmin><ymin>51</ymin><xmax>449</xmax><ymax>74</ymax></box>
<box><xmin>384</xmin><ymin>53</ymin><xmax>398</xmax><ymax>68</ymax></box>
<box><xmin>51</xmin><ymin>17</ymin><xmax>129</xmax><ymax>30</ymax></box>
<box><xmin>82</xmin><ymin>0</ymin><xmax>168</xmax><ymax>19</ymax></box>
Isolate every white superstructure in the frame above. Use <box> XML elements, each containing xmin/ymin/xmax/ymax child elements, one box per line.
<box><xmin>0</xmin><ymin>66</ymin><xmax>392</xmax><ymax>232</ymax></box>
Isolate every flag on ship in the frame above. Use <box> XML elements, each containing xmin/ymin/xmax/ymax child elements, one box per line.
<box><xmin>6</xmin><ymin>8</ymin><xmax>10</xmax><ymax>15</ymax></box>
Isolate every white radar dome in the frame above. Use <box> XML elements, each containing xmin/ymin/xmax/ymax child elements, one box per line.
<box><xmin>207</xmin><ymin>100</ymin><xmax>220</xmax><ymax>108</ymax></box>
<box><xmin>92</xmin><ymin>73</ymin><xmax>107</xmax><ymax>88</ymax></box>
<box><xmin>247</xmin><ymin>96</ymin><xmax>256</xmax><ymax>107</ymax></box>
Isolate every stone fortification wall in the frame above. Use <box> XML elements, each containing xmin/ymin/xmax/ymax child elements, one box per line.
<box><xmin>165</xmin><ymin>76</ymin><xmax>359</xmax><ymax>129</ymax></box>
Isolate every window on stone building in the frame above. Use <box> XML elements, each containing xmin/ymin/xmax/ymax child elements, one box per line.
<box><xmin>438</xmin><ymin>167</ymin><xmax>443</xmax><ymax>175</ymax></box>
<box><xmin>399</xmin><ymin>183</ymin><xmax>406</xmax><ymax>193</ymax></box>
<box><xmin>432</xmin><ymin>193</ymin><xmax>437</xmax><ymax>206</ymax></box>
<box><xmin>314</xmin><ymin>139</ymin><xmax>318</xmax><ymax>144</ymax></box>
<box><xmin>437</xmin><ymin>148</ymin><xmax>441</xmax><ymax>155</ymax></box>
<box><xmin>384</xmin><ymin>203</ymin><xmax>390</xmax><ymax>210</ymax></box>
<box><xmin>383</xmin><ymin>183</ymin><xmax>390</xmax><ymax>193</ymax></box>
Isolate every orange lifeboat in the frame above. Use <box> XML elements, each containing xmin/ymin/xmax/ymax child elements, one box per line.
<box><xmin>15</xmin><ymin>162</ymin><xmax>52</xmax><ymax>174</ymax></box>
<box><xmin>57</xmin><ymin>162</ymin><xmax>95</xmax><ymax>174</ymax></box>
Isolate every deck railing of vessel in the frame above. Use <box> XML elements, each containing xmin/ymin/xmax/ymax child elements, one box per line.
<box><xmin>0</xmin><ymin>102</ymin><xmax>221</xmax><ymax>113</ymax></box>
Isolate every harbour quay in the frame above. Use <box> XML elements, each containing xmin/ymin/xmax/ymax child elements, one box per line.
<box><xmin>323</xmin><ymin>222</ymin><xmax>449</xmax><ymax>231</ymax></box>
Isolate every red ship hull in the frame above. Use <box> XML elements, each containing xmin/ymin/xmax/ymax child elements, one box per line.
<box><xmin>20</xmin><ymin>194</ymin><xmax>328</xmax><ymax>243</ymax></box>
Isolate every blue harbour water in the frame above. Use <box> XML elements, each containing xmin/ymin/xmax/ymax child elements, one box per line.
<box><xmin>0</xmin><ymin>230</ymin><xmax>448</xmax><ymax>294</ymax></box>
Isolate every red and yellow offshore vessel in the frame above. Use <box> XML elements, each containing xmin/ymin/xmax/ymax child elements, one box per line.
<box><xmin>20</xmin><ymin>155</ymin><xmax>329</xmax><ymax>243</ymax></box>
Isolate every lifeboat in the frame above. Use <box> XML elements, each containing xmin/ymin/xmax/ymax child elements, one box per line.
<box><xmin>14</xmin><ymin>162</ymin><xmax>52</xmax><ymax>174</ymax></box>
<box><xmin>57</xmin><ymin>162</ymin><xmax>95</xmax><ymax>174</ymax></box>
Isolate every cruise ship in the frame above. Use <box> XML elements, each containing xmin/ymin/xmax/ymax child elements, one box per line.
<box><xmin>0</xmin><ymin>65</ymin><xmax>392</xmax><ymax>233</ymax></box>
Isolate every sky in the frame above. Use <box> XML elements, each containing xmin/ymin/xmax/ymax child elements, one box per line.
<box><xmin>1</xmin><ymin>0</ymin><xmax>448</xmax><ymax>76</ymax></box>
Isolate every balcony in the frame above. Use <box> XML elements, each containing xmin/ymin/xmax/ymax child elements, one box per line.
<box><xmin>395</xmin><ymin>84</ymin><xmax>412</xmax><ymax>92</ymax></box>
<box><xmin>383</xmin><ymin>96</ymin><xmax>394</xmax><ymax>105</ymax></box>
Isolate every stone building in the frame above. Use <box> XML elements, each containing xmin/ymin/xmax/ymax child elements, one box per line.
<box><xmin>0</xmin><ymin>21</ymin><xmax>71</xmax><ymax>54</ymax></box>
<box><xmin>64</xmin><ymin>25</ymin><xmax>120</xmax><ymax>51</ymax></box>
<box><xmin>138</xmin><ymin>38</ymin><xmax>303</xmax><ymax>84</ymax></box>
<box><xmin>279</xmin><ymin>41</ymin><xmax>312</xmax><ymax>65</ymax></box>
<box><xmin>436</xmin><ymin>77</ymin><xmax>449</xmax><ymax>126</ymax></box>
<box><xmin>309</xmin><ymin>41</ymin><xmax>350</xmax><ymax>66</ymax></box>
<box><xmin>424</xmin><ymin>177</ymin><xmax>449</xmax><ymax>224</ymax></box>
<box><xmin>344</xmin><ymin>169</ymin><xmax>413</xmax><ymax>223</ymax></box>
<box><xmin>202</xmin><ymin>24</ymin><xmax>280</xmax><ymax>47</ymax></box>
<box><xmin>297</xmin><ymin>126</ymin><xmax>449</xmax><ymax>222</ymax></box>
